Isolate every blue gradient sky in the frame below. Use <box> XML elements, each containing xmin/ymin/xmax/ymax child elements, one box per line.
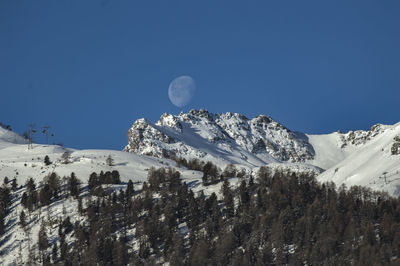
<box><xmin>1</xmin><ymin>1</ymin><xmax>399</xmax><ymax>149</ymax></box>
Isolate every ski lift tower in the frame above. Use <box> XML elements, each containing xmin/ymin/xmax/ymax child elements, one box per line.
<box><xmin>28</xmin><ymin>123</ymin><xmax>36</xmax><ymax>149</ymax></box>
<box><xmin>42</xmin><ymin>126</ymin><xmax>51</xmax><ymax>145</ymax></box>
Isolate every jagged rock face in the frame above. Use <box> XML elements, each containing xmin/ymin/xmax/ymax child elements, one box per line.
<box><xmin>392</xmin><ymin>136</ymin><xmax>400</xmax><ymax>155</ymax></box>
<box><xmin>124</xmin><ymin>109</ymin><xmax>315</xmax><ymax>164</ymax></box>
<box><xmin>341</xmin><ymin>124</ymin><xmax>387</xmax><ymax>147</ymax></box>
<box><xmin>124</xmin><ymin>118</ymin><xmax>176</xmax><ymax>157</ymax></box>
<box><xmin>215</xmin><ymin>113</ymin><xmax>314</xmax><ymax>162</ymax></box>
<box><xmin>156</xmin><ymin>113</ymin><xmax>183</xmax><ymax>133</ymax></box>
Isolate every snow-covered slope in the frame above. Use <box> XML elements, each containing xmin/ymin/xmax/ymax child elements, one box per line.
<box><xmin>0</xmin><ymin>124</ymin><xmax>204</xmax><ymax>188</ymax></box>
<box><xmin>0</xmin><ymin>125</ymin><xmax>28</xmax><ymax>148</ymax></box>
<box><xmin>0</xmin><ymin>142</ymin><xmax>201</xmax><ymax>187</ymax></box>
<box><xmin>315</xmin><ymin>122</ymin><xmax>400</xmax><ymax>196</ymax></box>
<box><xmin>307</xmin><ymin>123</ymin><xmax>391</xmax><ymax>169</ymax></box>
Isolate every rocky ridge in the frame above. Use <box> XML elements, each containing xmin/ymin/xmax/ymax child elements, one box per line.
<box><xmin>124</xmin><ymin>109</ymin><xmax>318</xmax><ymax>166</ymax></box>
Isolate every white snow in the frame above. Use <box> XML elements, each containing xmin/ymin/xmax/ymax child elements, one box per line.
<box><xmin>306</xmin><ymin>132</ymin><xmax>355</xmax><ymax>170</ymax></box>
<box><xmin>315</xmin><ymin>122</ymin><xmax>400</xmax><ymax>196</ymax></box>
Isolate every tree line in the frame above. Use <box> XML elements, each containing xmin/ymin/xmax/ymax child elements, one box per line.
<box><xmin>1</xmin><ymin>163</ymin><xmax>399</xmax><ymax>265</ymax></box>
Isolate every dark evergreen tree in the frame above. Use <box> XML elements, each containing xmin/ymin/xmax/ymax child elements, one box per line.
<box><xmin>77</xmin><ymin>196</ymin><xmax>83</xmax><ymax>214</ymax></box>
<box><xmin>239</xmin><ymin>180</ymin><xmax>250</xmax><ymax>206</ymax></box>
<box><xmin>68</xmin><ymin>172</ymin><xmax>80</xmax><ymax>198</ymax></box>
<box><xmin>221</xmin><ymin>179</ymin><xmax>234</xmax><ymax>218</ymax></box>
<box><xmin>21</xmin><ymin>192</ymin><xmax>28</xmax><ymax>208</ymax></box>
<box><xmin>51</xmin><ymin>243</ymin><xmax>58</xmax><ymax>263</ymax></box>
<box><xmin>0</xmin><ymin>209</ymin><xmax>4</xmax><ymax>235</ymax></box>
<box><xmin>111</xmin><ymin>170</ymin><xmax>121</xmax><ymax>184</ymax></box>
<box><xmin>190</xmin><ymin>235</ymin><xmax>209</xmax><ymax>266</ymax></box>
<box><xmin>61</xmin><ymin>151</ymin><xmax>71</xmax><ymax>164</ymax></box>
<box><xmin>169</xmin><ymin>233</ymin><xmax>185</xmax><ymax>266</ymax></box>
<box><xmin>62</xmin><ymin>216</ymin><xmax>74</xmax><ymax>234</ymax></box>
<box><xmin>126</xmin><ymin>179</ymin><xmax>135</xmax><ymax>199</ymax></box>
<box><xmin>19</xmin><ymin>210</ymin><xmax>27</xmax><ymax>228</ymax></box>
<box><xmin>222</xmin><ymin>163</ymin><xmax>236</xmax><ymax>179</ymax></box>
<box><xmin>11</xmin><ymin>178</ymin><xmax>18</xmax><ymax>191</ymax></box>
<box><xmin>44</xmin><ymin>155</ymin><xmax>51</xmax><ymax>166</ymax></box>
<box><xmin>39</xmin><ymin>184</ymin><xmax>52</xmax><ymax>206</ymax></box>
<box><xmin>38</xmin><ymin>223</ymin><xmax>49</xmax><ymax>254</ymax></box>
<box><xmin>112</xmin><ymin>238</ymin><xmax>128</xmax><ymax>266</ymax></box>
<box><xmin>202</xmin><ymin>161</ymin><xmax>219</xmax><ymax>185</ymax></box>
<box><xmin>26</xmin><ymin>178</ymin><xmax>36</xmax><ymax>193</ymax></box>
<box><xmin>88</xmin><ymin>172</ymin><xmax>100</xmax><ymax>195</ymax></box>
<box><xmin>106</xmin><ymin>154</ymin><xmax>114</xmax><ymax>166</ymax></box>
<box><xmin>45</xmin><ymin>172</ymin><xmax>61</xmax><ymax>198</ymax></box>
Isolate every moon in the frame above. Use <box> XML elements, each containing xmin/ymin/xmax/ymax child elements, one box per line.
<box><xmin>168</xmin><ymin>75</ymin><xmax>196</xmax><ymax>107</ymax></box>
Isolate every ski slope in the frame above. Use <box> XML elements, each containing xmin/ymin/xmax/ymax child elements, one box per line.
<box><xmin>314</xmin><ymin>122</ymin><xmax>400</xmax><ymax>196</ymax></box>
<box><xmin>0</xmin><ymin>125</ymin><xmax>203</xmax><ymax>187</ymax></box>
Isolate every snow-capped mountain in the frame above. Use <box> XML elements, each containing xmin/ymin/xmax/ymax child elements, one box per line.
<box><xmin>124</xmin><ymin>109</ymin><xmax>400</xmax><ymax>196</ymax></box>
<box><xmin>124</xmin><ymin>109</ymin><xmax>315</xmax><ymax>167</ymax></box>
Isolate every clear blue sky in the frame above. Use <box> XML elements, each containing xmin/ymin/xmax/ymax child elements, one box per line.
<box><xmin>1</xmin><ymin>1</ymin><xmax>399</xmax><ymax>150</ymax></box>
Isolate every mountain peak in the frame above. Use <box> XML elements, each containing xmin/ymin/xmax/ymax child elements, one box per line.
<box><xmin>124</xmin><ymin>110</ymin><xmax>315</xmax><ymax>165</ymax></box>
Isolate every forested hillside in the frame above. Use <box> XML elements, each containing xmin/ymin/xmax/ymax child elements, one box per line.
<box><xmin>1</xmin><ymin>164</ymin><xmax>400</xmax><ymax>265</ymax></box>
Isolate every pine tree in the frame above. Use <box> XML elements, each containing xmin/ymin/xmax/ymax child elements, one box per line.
<box><xmin>21</xmin><ymin>192</ymin><xmax>28</xmax><ymax>208</ymax></box>
<box><xmin>45</xmin><ymin>172</ymin><xmax>61</xmax><ymax>198</ymax></box>
<box><xmin>169</xmin><ymin>233</ymin><xmax>185</xmax><ymax>266</ymax></box>
<box><xmin>221</xmin><ymin>179</ymin><xmax>234</xmax><ymax>218</ymax></box>
<box><xmin>60</xmin><ymin>235</ymin><xmax>68</xmax><ymax>260</ymax></box>
<box><xmin>61</xmin><ymin>151</ymin><xmax>71</xmax><ymax>164</ymax></box>
<box><xmin>215</xmin><ymin>230</ymin><xmax>235</xmax><ymax>265</ymax></box>
<box><xmin>222</xmin><ymin>163</ymin><xmax>237</xmax><ymax>179</ymax></box>
<box><xmin>38</xmin><ymin>222</ymin><xmax>49</xmax><ymax>253</ymax></box>
<box><xmin>126</xmin><ymin>179</ymin><xmax>134</xmax><ymax>199</ymax></box>
<box><xmin>39</xmin><ymin>184</ymin><xmax>52</xmax><ymax>206</ymax></box>
<box><xmin>62</xmin><ymin>216</ymin><xmax>74</xmax><ymax>234</ymax></box>
<box><xmin>52</xmin><ymin>242</ymin><xmax>58</xmax><ymax>263</ymax></box>
<box><xmin>26</xmin><ymin>178</ymin><xmax>36</xmax><ymax>193</ymax></box>
<box><xmin>11</xmin><ymin>179</ymin><xmax>18</xmax><ymax>191</ymax></box>
<box><xmin>19</xmin><ymin>210</ymin><xmax>27</xmax><ymax>228</ymax></box>
<box><xmin>202</xmin><ymin>171</ymin><xmax>209</xmax><ymax>186</ymax></box>
<box><xmin>106</xmin><ymin>154</ymin><xmax>114</xmax><ymax>166</ymax></box>
<box><xmin>77</xmin><ymin>196</ymin><xmax>83</xmax><ymax>214</ymax></box>
<box><xmin>202</xmin><ymin>161</ymin><xmax>219</xmax><ymax>185</ymax></box>
<box><xmin>44</xmin><ymin>155</ymin><xmax>52</xmax><ymax>166</ymax></box>
<box><xmin>190</xmin><ymin>235</ymin><xmax>209</xmax><ymax>266</ymax></box>
<box><xmin>112</xmin><ymin>238</ymin><xmax>128</xmax><ymax>266</ymax></box>
<box><xmin>239</xmin><ymin>180</ymin><xmax>250</xmax><ymax>206</ymax></box>
<box><xmin>111</xmin><ymin>170</ymin><xmax>120</xmax><ymax>184</ymax></box>
<box><xmin>68</xmin><ymin>172</ymin><xmax>80</xmax><ymax>198</ymax></box>
<box><xmin>0</xmin><ymin>209</ymin><xmax>4</xmax><ymax>235</ymax></box>
<box><xmin>88</xmin><ymin>172</ymin><xmax>100</xmax><ymax>195</ymax></box>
